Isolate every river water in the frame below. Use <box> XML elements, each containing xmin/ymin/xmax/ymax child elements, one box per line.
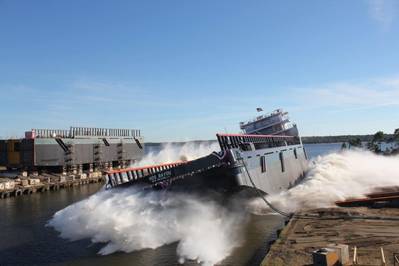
<box><xmin>0</xmin><ymin>143</ymin><xmax>341</xmax><ymax>266</ymax></box>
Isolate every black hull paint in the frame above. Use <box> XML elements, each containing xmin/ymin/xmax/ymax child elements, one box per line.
<box><xmin>118</xmin><ymin>163</ymin><xmax>241</xmax><ymax>194</ymax></box>
<box><xmin>106</xmin><ymin>144</ymin><xmax>308</xmax><ymax>196</ymax></box>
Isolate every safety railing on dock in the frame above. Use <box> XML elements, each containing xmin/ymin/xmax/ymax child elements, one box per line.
<box><xmin>70</xmin><ymin>127</ymin><xmax>141</xmax><ymax>138</ymax></box>
<box><xmin>33</xmin><ymin>129</ymin><xmax>71</xmax><ymax>138</ymax></box>
<box><xmin>105</xmin><ymin>161</ymin><xmax>186</xmax><ymax>188</ymax></box>
<box><xmin>216</xmin><ymin>133</ymin><xmax>300</xmax><ymax>151</ymax></box>
<box><xmin>31</xmin><ymin>127</ymin><xmax>141</xmax><ymax>139</ymax></box>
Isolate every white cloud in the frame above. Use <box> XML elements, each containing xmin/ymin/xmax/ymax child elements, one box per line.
<box><xmin>292</xmin><ymin>76</ymin><xmax>399</xmax><ymax>111</ymax></box>
<box><xmin>1</xmin><ymin>75</ymin><xmax>398</xmax><ymax>139</ymax></box>
<box><xmin>368</xmin><ymin>0</ymin><xmax>397</xmax><ymax>30</ymax></box>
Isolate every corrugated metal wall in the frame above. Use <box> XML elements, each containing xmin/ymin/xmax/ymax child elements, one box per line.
<box><xmin>33</xmin><ymin>138</ymin><xmax>144</xmax><ymax>167</ymax></box>
<box><xmin>0</xmin><ymin>137</ymin><xmax>145</xmax><ymax>168</ymax></box>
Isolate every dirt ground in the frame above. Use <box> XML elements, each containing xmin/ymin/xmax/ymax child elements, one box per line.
<box><xmin>261</xmin><ymin>207</ymin><xmax>399</xmax><ymax>266</ymax></box>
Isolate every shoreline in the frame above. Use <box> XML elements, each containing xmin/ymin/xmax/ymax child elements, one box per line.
<box><xmin>0</xmin><ymin>172</ymin><xmax>104</xmax><ymax>199</ymax></box>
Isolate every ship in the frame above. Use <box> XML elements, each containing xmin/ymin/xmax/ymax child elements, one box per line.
<box><xmin>105</xmin><ymin>109</ymin><xmax>308</xmax><ymax>196</ymax></box>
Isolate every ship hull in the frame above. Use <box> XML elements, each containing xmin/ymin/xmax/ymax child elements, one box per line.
<box><xmin>108</xmin><ymin>144</ymin><xmax>308</xmax><ymax>196</ymax></box>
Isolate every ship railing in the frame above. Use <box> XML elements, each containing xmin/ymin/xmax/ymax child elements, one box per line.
<box><xmin>216</xmin><ymin>133</ymin><xmax>300</xmax><ymax>151</ymax></box>
<box><xmin>239</xmin><ymin>113</ymin><xmax>288</xmax><ymax>129</ymax></box>
<box><xmin>70</xmin><ymin>127</ymin><xmax>141</xmax><ymax>138</ymax></box>
<box><xmin>242</xmin><ymin>118</ymin><xmax>290</xmax><ymax>133</ymax></box>
<box><xmin>33</xmin><ymin>129</ymin><xmax>71</xmax><ymax>138</ymax></box>
<box><xmin>239</xmin><ymin>109</ymin><xmax>287</xmax><ymax>128</ymax></box>
<box><xmin>105</xmin><ymin>161</ymin><xmax>186</xmax><ymax>188</ymax></box>
<box><xmin>30</xmin><ymin>127</ymin><xmax>142</xmax><ymax>139</ymax></box>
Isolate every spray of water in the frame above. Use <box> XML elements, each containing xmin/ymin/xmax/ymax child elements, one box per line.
<box><xmin>135</xmin><ymin>141</ymin><xmax>220</xmax><ymax>166</ymax></box>
<box><xmin>48</xmin><ymin>141</ymin><xmax>246</xmax><ymax>266</ymax></box>
<box><xmin>261</xmin><ymin>150</ymin><xmax>399</xmax><ymax>213</ymax></box>
<box><xmin>48</xmin><ymin>188</ymin><xmax>246</xmax><ymax>266</ymax></box>
<box><xmin>49</xmin><ymin>143</ymin><xmax>399</xmax><ymax>264</ymax></box>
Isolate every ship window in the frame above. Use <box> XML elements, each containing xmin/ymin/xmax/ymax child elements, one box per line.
<box><xmin>279</xmin><ymin>152</ymin><xmax>285</xmax><ymax>172</ymax></box>
<box><xmin>260</xmin><ymin>156</ymin><xmax>266</xmax><ymax>173</ymax></box>
<box><xmin>294</xmin><ymin>148</ymin><xmax>298</xmax><ymax>159</ymax></box>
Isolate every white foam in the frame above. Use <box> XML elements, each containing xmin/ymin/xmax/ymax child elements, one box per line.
<box><xmin>135</xmin><ymin>141</ymin><xmax>219</xmax><ymax>166</ymax></box>
<box><xmin>48</xmin><ymin>188</ymin><xmax>246</xmax><ymax>266</ymax></box>
<box><xmin>260</xmin><ymin>150</ymin><xmax>399</xmax><ymax>212</ymax></box>
<box><xmin>49</xmin><ymin>145</ymin><xmax>399</xmax><ymax>265</ymax></box>
<box><xmin>48</xmin><ymin>141</ymin><xmax>243</xmax><ymax>265</ymax></box>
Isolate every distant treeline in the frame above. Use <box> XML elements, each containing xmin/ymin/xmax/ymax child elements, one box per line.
<box><xmin>145</xmin><ymin>140</ymin><xmax>217</xmax><ymax>148</ymax></box>
<box><xmin>146</xmin><ymin>135</ymin><xmax>395</xmax><ymax>146</ymax></box>
<box><xmin>146</xmin><ymin>140</ymin><xmax>216</xmax><ymax>145</ymax></box>
<box><xmin>301</xmin><ymin>134</ymin><xmax>394</xmax><ymax>144</ymax></box>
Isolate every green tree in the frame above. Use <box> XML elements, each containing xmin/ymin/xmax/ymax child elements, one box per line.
<box><xmin>368</xmin><ymin>131</ymin><xmax>384</xmax><ymax>153</ymax></box>
<box><xmin>394</xmin><ymin>128</ymin><xmax>399</xmax><ymax>141</ymax></box>
<box><xmin>369</xmin><ymin>142</ymin><xmax>381</xmax><ymax>153</ymax></box>
<box><xmin>372</xmin><ymin>131</ymin><xmax>385</xmax><ymax>143</ymax></box>
<box><xmin>349</xmin><ymin>138</ymin><xmax>362</xmax><ymax>148</ymax></box>
<box><xmin>341</xmin><ymin>142</ymin><xmax>347</xmax><ymax>149</ymax></box>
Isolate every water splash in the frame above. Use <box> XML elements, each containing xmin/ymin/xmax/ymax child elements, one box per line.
<box><xmin>258</xmin><ymin>150</ymin><xmax>399</xmax><ymax>213</ymax></box>
<box><xmin>49</xmin><ymin>141</ymin><xmax>243</xmax><ymax>266</ymax></box>
<box><xmin>135</xmin><ymin>141</ymin><xmax>220</xmax><ymax>166</ymax></box>
<box><xmin>49</xmin><ymin>145</ymin><xmax>399</xmax><ymax>265</ymax></box>
<box><xmin>48</xmin><ymin>188</ymin><xmax>246</xmax><ymax>266</ymax></box>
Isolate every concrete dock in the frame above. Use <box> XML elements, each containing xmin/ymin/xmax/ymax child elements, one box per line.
<box><xmin>261</xmin><ymin>207</ymin><xmax>399</xmax><ymax>266</ymax></box>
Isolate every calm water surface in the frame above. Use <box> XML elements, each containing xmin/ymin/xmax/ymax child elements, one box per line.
<box><xmin>0</xmin><ymin>143</ymin><xmax>341</xmax><ymax>266</ymax></box>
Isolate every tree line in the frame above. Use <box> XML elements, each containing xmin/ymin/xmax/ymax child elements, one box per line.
<box><xmin>301</xmin><ymin>134</ymin><xmax>382</xmax><ymax>144</ymax></box>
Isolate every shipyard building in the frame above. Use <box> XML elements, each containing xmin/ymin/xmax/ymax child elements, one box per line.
<box><xmin>0</xmin><ymin>127</ymin><xmax>144</xmax><ymax>173</ymax></box>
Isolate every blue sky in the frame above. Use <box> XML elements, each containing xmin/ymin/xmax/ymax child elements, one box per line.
<box><xmin>1</xmin><ymin>0</ymin><xmax>398</xmax><ymax>141</ymax></box>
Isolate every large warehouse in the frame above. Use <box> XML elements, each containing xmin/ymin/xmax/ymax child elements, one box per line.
<box><xmin>0</xmin><ymin>127</ymin><xmax>144</xmax><ymax>173</ymax></box>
